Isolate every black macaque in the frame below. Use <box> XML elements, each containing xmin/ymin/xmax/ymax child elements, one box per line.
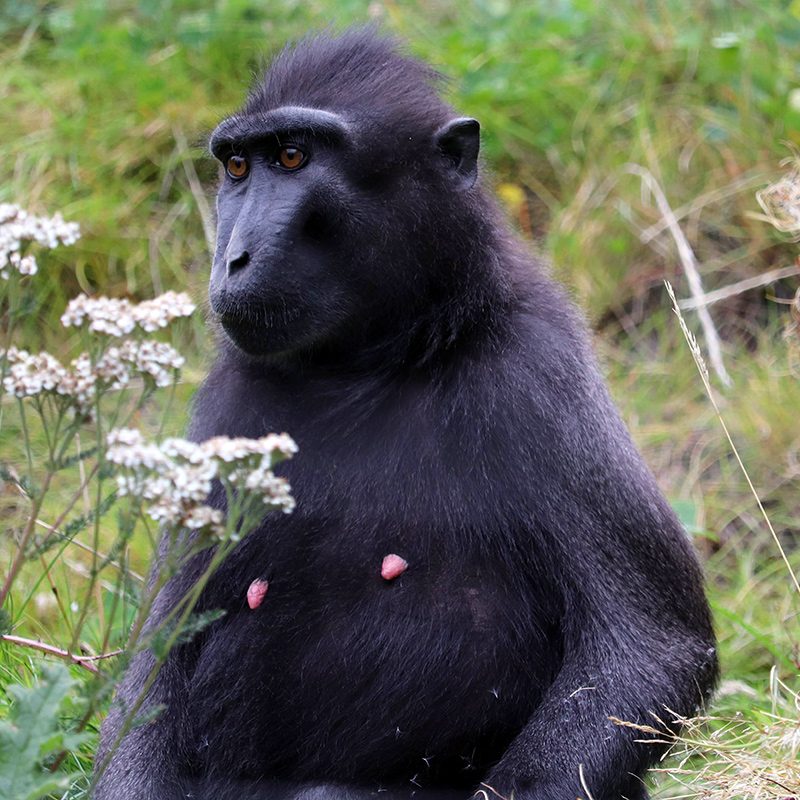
<box><xmin>94</xmin><ymin>28</ymin><xmax>717</xmax><ymax>800</ymax></box>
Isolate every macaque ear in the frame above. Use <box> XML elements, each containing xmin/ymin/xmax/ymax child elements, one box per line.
<box><xmin>435</xmin><ymin>117</ymin><xmax>480</xmax><ymax>191</ymax></box>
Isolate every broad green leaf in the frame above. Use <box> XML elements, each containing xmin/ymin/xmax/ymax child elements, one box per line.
<box><xmin>0</xmin><ymin>664</ymin><xmax>85</xmax><ymax>800</ymax></box>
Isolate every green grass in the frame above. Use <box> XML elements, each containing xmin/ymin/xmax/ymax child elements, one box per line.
<box><xmin>1</xmin><ymin>1</ymin><xmax>799</xmax><ymax>797</ymax></box>
<box><xmin>3</xmin><ymin>1</ymin><xmax>799</xmax><ymax>324</ymax></box>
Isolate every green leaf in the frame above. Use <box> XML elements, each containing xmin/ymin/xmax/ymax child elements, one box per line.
<box><xmin>148</xmin><ymin>608</ymin><xmax>226</xmax><ymax>659</ymax></box>
<box><xmin>0</xmin><ymin>664</ymin><xmax>85</xmax><ymax>800</ymax></box>
<box><xmin>55</xmin><ymin>446</ymin><xmax>99</xmax><ymax>471</ymax></box>
<box><xmin>671</xmin><ymin>499</ymin><xmax>705</xmax><ymax>538</ymax></box>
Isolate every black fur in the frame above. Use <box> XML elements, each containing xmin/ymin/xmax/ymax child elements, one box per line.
<box><xmin>94</xmin><ymin>29</ymin><xmax>717</xmax><ymax>800</ymax></box>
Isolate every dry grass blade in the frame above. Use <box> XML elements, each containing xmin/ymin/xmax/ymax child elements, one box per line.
<box><xmin>665</xmin><ymin>281</ymin><xmax>800</xmax><ymax>598</ymax></box>
<box><xmin>677</xmin><ymin>264</ymin><xmax>800</xmax><ymax>310</ymax></box>
<box><xmin>612</xmin><ymin>671</ymin><xmax>800</xmax><ymax>799</ymax></box>
<box><xmin>626</xmin><ymin>165</ymin><xmax>731</xmax><ymax>387</ymax></box>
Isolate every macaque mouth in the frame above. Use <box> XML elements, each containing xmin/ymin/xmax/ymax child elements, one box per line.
<box><xmin>211</xmin><ymin>289</ymin><xmax>301</xmax><ymax>327</ymax></box>
<box><xmin>217</xmin><ymin>304</ymin><xmax>302</xmax><ymax>331</ymax></box>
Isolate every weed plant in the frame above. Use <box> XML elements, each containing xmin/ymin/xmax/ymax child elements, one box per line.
<box><xmin>0</xmin><ymin>205</ymin><xmax>297</xmax><ymax>797</ymax></box>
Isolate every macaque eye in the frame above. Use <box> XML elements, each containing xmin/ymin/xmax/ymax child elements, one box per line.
<box><xmin>226</xmin><ymin>155</ymin><xmax>249</xmax><ymax>179</ymax></box>
<box><xmin>277</xmin><ymin>147</ymin><xmax>306</xmax><ymax>170</ymax></box>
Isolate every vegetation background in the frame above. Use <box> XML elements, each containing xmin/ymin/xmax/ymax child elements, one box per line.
<box><xmin>0</xmin><ymin>0</ymin><xmax>798</xmax><ymax>796</ymax></box>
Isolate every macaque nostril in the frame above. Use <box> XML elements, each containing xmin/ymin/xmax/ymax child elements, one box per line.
<box><xmin>227</xmin><ymin>250</ymin><xmax>250</xmax><ymax>275</ymax></box>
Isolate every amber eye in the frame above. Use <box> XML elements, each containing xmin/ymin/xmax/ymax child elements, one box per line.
<box><xmin>226</xmin><ymin>155</ymin><xmax>249</xmax><ymax>179</ymax></box>
<box><xmin>277</xmin><ymin>147</ymin><xmax>306</xmax><ymax>170</ymax></box>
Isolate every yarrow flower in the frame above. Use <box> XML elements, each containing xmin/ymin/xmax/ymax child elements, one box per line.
<box><xmin>0</xmin><ymin>347</ymin><xmax>114</xmax><ymax>417</ymax></box>
<box><xmin>198</xmin><ymin>435</ymin><xmax>299</xmax><ymax>463</ymax></box>
<box><xmin>0</xmin><ymin>204</ymin><xmax>80</xmax><ymax>279</ymax></box>
<box><xmin>133</xmin><ymin>291</ymin><xmax>197</xmax><ymax>332</ymax></box>
<box><xmin>61</xmin><ymin>291</ymin><xmax>196</xmax><ymax>336</ymax></box>
<box><xmin>117</xmin><ymin>339</ymin><xmax>185</xmax><ymax>388</ymax></box>
<box><xmin>107</xmin><ymin>429</ymin><xmax>297</xmax><ymax>538</ymax></box>
<box><xmin>1</xmin><ymin>347</ymin><xmax>68</xmax><ymax>398</ymax></box>
<box><xmin>1</xmin><ymin>340</ymin><xmax>185</xmax><ymax>416</ymax></box>
<box><xmin>60</xmin><ymin>296</ymin><xmax>136</xmax><ymax>337</ymax></box>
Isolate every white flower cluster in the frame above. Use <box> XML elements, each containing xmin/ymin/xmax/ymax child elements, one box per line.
<box><xmin>2</xmin><ymin>348</ymin><xmax>68</xmax><ymax>398</ymax></box>
<box><xmin>107</xmin><ymin>429</ymin><xmax>297</xmax><ymax>536</ymax></box>
<box><xmin>756</xmin><ymin>166</ymin><xmax>800</xmax><ymax>236</ymax></box>
<box><xmin>61</xmin><ymin>291</ymin><xmax>196</xmax><ymax>337</ymax></box>
<box><xmin>116</xmin><ymin>340</ymin><xmax>185</xmax><ymax>388</ymax></box>
<box><xmin>0</xmin><ymin>203</ymin><xmax>80</xmax><ymax>279</ymax></box>
<box><xmin>1</xmin><ymin>340</ymin><xmax>185</xmax><ymax>414</ymax></box>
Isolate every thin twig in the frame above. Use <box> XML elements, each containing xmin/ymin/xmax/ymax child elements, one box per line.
<box><xmin>678</xmin><ymin>264</ymin><xmax>800</xmax><ymax>310</ymax></box>
<box><xmin>63</xmin><ymin>557</ymin><xmax>135</xmax><ymax>593</ymax></box>
<box><xmin>639</xmin><ymin>171</ymin><xmax>766</xmax><ymax>244</ymax></box>
<box><xmin>625</xmin><ymin>164</ymin><xmax>731</xmax><ymax>387</ymax></box>
<box><xmin>0</xmin><ymin>633</ymin><xmax>122</xmax><ymax>674</ymax></box>
<box><xmin>33</xmin><ymin>518</ymin><xmax>144</xmax><ymax>583</ymax></box>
